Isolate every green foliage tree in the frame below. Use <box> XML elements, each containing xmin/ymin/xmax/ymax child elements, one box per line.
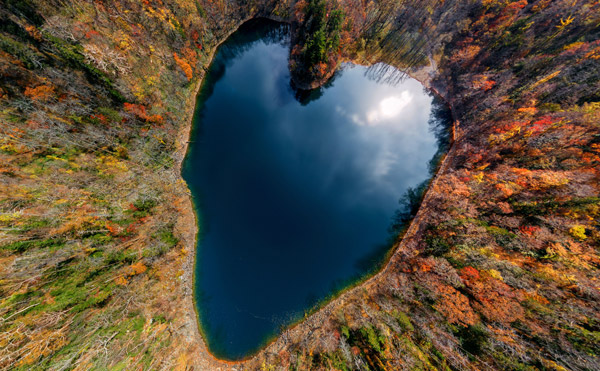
<box><xmin>298</xmin><ymin>0</ymin><xmax>344</xmax><ymax>67</ymax></box>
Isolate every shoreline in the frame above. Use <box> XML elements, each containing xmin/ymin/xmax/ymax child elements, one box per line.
<box><xmin>172</xmin><ymin>17</ymin><xmax>252</xmax><ymax>371</ymax></box>
<box><xmin>171</xmin><ymin>17</ymin><xmax>457</xmax><ymax>367</ymax></box>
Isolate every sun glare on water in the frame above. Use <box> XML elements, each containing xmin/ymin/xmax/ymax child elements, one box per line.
<box><xmin>365</xmin><ymin>91</ymin><xmax>413</xmax><ymax>125</ymax></box>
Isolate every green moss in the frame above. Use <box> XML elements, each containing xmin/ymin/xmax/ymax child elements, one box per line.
<box><xmin>130</xmin><ymin>314</ymin><xmax>146</xmax><ymax>333</ymax></box>
<box><xmin>86</xmin><ymin>233</ymin><xmax>114</xmax><ymax>246</ymax></box>
<box><xmin>492</xmin><ymin>351</ymin><xmax>538</xmax><ymax>371</ymax></box>
<box><xmin>1</xmin><ymin>237</ymin><xmax>65</xmax><ymax>253</ymax></box>
<box><xmin>44</xmin><ymin>264</ymin><xmax>115</xmax><ymax>313</ymax></box>
<box><xmin>131</xmin><ymin>198</ymin><xmax>157</xmax><ymax>218</ymax></box>
<box><xmin>111</xmin><ymin>360</ymin><xmax>130</xmax><ymax>371</ymax></box>
<box><xmin>71</xmin><ymin>285</ymin><xmax>113</xmax><ymax>313</ymax></box>
<box><xmin>2</xmin><ymin>289</ymin><xmax>39</xmax><ymax>308</ymax></box>
<box><xmin>99</xmin><ymin>312</ymin><xmax>147</xmax><ymax>341</ymax></box>
<box><xmin>48</xmin><ymin>284</ymin><xmax>88</xmax><ymax>312</ymax></box>
<box><xmin>391</xmin><ymin>310</ymin><xmax>414</xmax><ymax>332</ymax></box>
<box><xmin>105</xmin><ymin>250</ymin><xmax>136</xmax><ymax>265</ymax></box>
<box><xmin>9</xmin><ymin>217</ymin><xmax>53</xmax><ymax>233</ymax></box>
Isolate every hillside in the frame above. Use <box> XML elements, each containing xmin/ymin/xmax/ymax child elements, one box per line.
<box><xmin>0</xmin><ymin>0</ymin><xmax>599</xmax><ymax>370</ymax></box>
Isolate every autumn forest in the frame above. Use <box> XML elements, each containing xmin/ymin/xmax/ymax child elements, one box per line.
<box><xmin>0</xmin><ymin>0</ymin><xmax>599</xmax><ymax>370</ymax></box>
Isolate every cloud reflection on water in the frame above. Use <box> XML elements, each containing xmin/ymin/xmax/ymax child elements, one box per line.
<box><xmin>183</xmin><ymin>20</ymin><xmax>446</xmax><ymax>360</ymax></box>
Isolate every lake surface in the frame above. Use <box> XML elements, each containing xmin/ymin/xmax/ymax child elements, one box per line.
<box><xmin>182</xmin><ymin>19</ymin><xmax>450</xmax><ymax>359</ymax></box>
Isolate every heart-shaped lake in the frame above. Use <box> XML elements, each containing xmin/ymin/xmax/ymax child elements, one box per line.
<box><xmin>182</xmin><ymin>19</ymin><xmax>450</xmax><ymax>359</ymax></box>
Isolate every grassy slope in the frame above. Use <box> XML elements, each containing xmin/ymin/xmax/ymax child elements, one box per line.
<box><xmin>0</xmin><ymin>0</ymin><xmax>599</xmax><ymax>370</ymax></box>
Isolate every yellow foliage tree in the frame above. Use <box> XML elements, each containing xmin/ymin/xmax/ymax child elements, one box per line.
<box><xmin>569</xmin><ymin>225</ymin><xmax>587</xmax><ymax>240</ymax></box>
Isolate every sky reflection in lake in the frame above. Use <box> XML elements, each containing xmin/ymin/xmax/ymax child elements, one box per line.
<box><xmin>183</xmin><ymin>20</ymin><xmax>443</xmax><ymax>360</ymax></box>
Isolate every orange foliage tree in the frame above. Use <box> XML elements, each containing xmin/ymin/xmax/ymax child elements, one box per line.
<box><xmin>24</xmin><ymin>85</ymin><xmax>55</xmax><ymax>101</ymax></box>
<box><xmin>173</xmin><ymin>52</ymin><xmax>193</xmax><ymax>81</ymax></box>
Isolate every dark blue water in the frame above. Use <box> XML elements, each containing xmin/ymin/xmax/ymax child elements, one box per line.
<box><xmin>182</xmin><ymin>19</ymin><xmax>450</xmax><ymax>360</ymax></box>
